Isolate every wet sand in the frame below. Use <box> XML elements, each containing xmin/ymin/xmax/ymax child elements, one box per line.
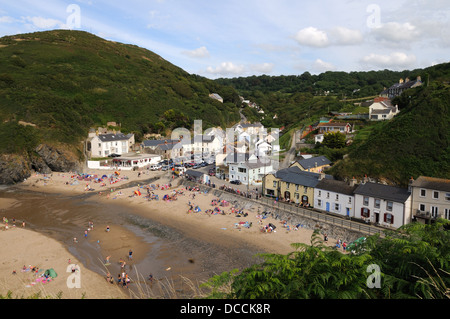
<box><xmin>0</xmin><ymin>169</ymin><xmax>338</xmax><ymax>298</ymax></box>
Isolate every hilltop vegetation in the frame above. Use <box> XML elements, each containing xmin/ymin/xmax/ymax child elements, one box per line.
<box><xmin>329</xmin><ymin>81</ymin><xmax>450</xmax><ymax>185</ymax></box>
<box><xmin>0</xmin><ymin>30</ymin><xmax>241</xmax><ymax>155</ymax></box>
<box><xmin>218</xmin><ymin>62</ymin><xmax>450</xmax><ymax>186</ymax></box>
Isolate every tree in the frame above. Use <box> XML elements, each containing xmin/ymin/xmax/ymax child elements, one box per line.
<box><xmin>322</xmin><ymin>131</ymin><xmax>346</xmax><ymax>149</ymax></box>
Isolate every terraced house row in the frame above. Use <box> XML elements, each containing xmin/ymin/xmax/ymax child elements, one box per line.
<box><xmin>262</xmin><ymin>156</ymin><xmax>450</xmax><ymax>229</ymax></box>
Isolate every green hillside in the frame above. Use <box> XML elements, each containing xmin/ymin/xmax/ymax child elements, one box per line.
<box><xmin>0</xmin><ymin>30</ymin><xmax>241</xmax><ymax>155</ymax></box>
<box><xmin>219</xmin><ymin>63</ymin><xmax>450</xmax><ymax>186</ymax></box>
<box><xmin>329</xmin><ymin>81</ymin><xmax>450</xmax><ymax>186</ymax></box>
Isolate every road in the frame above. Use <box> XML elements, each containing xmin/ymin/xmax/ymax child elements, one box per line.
<box><xmin>279</xmin><ymin>128</ymin><xmax>302</xmax><ymax>169</ymax></box>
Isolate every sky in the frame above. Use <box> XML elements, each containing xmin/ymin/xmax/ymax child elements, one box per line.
<box><xmin>0</xmin><ymin>0</ymin><xmax>449</xmax><ymax>79</ymax></box>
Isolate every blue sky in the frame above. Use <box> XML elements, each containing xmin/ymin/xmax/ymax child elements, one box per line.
<box><xmin>0</xmin><ymin>0</ymin><xmax>449</xmax><ymax>78</ymax></box>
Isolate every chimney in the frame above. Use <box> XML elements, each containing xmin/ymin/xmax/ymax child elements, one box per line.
<box><xmin>405</xmin><ymin>77</ymin><xmax>410</xmax><ymax>83</ymax></box>
<box><xmin>349</xmin><ymin>176</ymin><xmax>357</xmax><ymax>187</ymax></box>
<box><xmin>408</xmin><ymin>177</ymin><xmax>414</xmax><ymax>192</ymax></box>
<box><xmin>363</xmin><ymin>174</ymin><xmax>368</xmax><ymax>184</ymax></box>
<box><xmin>416</xmin><ymin>75</ymin><xmax>421</xmax><ymax>82</ymax></box>
<box><xmin>399</xmin><ymin>78</ymin><xmax>404</xmax><ymax>84</ymax></box>
<box><xmin>319</xmin><ymin>171</ymin><xmax>325</xmax><ymax>180</ymax></box>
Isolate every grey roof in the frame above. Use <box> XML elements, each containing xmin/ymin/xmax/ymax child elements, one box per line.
<box><xmin>98</xmin><ymin>133</ymin><xmax>133</xmax><ymax>142</ymax></box>
<box><xmin>275</xmin><ymin>166</ymin><xmax>333</xmax><ymax>187</ymax></box>
<box><xmin>142</xmin><ymin>139</ymin><xmax>178</xmax><ymax>147</ymax></box>
<box><xmin>354</xmin><ymin>182</ymin><xmax>411</xmax><ymax>203</ymax></box>
<box><xmin>411</xmin><ymin>176</ymin><xmax>450</xmax><ymax>192</ymax></box>
<box><xmin>295</xmin><ymin>155</ymin><xmax>331</xmax><ymax>170</ymax></box>
<box><xmin>185</xmin><ymin>169</ymin><xmax>205</xmax><ymax>178</ymax></box>
<box><xmin>156</xmin><ymin>143</ymin><xmax>182</xmax><ymax>151</ymax></box>
<box><xmin>224</xmin><ymin>152</ymin><xmax>250</xmax><ymax>164</ymax></box>
<box><xmin>371</xmin><ymin>109</ymin><xmax>392</xmax><ymax>115</ymax></box>
<box><xmin>315</xmin><ymin>179</ymin><xmax>357</xmax><ymax>195</ymax></box>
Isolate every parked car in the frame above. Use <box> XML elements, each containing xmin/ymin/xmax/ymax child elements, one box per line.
<box><xmin>150</xmin><ymin>164</ymin><xmax>162</xmax><ymax>171</ymax></box>
<box><xmin>108</xmin><ymin>153</ymin><xmax>121</xmax><ymax>158</ymax></box>
<box><xmin>230</xmin><ymin>180</ymin><xmax>242</xmax><ymax>185</ymax></box>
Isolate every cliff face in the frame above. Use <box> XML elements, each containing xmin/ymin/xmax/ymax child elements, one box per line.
<box><xmin>0</xmin><ymin>144</ymin><xmax>82</xmax><ymax>184</ymax></box>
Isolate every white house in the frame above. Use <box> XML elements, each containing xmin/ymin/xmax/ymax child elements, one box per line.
<box><xmin>353</xmin><ymin>182</ymin><xmax>412</xmax><ymax>228</ymax></box>
<box><xmin>228</xmin><ymin>159</ymin><xmax>274</xmax><ymax>185</ymax></box>
<box><xmin>88</xmin><ymin>132</ymin><xmax>135</xmax><ymax>158</ymax></box>
<box><xmin>314</xmin><ymin>179</ymin><xmax>358</xmax><ymax>218</ymax></box>
<box><xmin>368</xmin><ymin>97</ymin><xmax>399</xmax><ymax>121</ymax></box>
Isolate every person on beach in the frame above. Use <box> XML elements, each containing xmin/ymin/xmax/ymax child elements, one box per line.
<box><xmin>106</xmin><ymin>225</ymin><xmax>110</xmax><ymax>232</ymax></box>
<box><xmin>128</xmin><ymin>249</ymin><xmax>133</xmax><ymax>260</ymax></box>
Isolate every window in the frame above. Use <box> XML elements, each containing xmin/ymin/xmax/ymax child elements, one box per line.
<box><xmin>446</xmin><ymin>193</ymin><xmax>450</xmax><ymax>201</ymax></box>
<box><xmin>374</xmin><ymin>199</ymin><xmax>381</xmax><ymax>208</ymax></box>
<box><xmin>431</xmin><ymin>206</ymin><xmax>439</xmax><ymax>218</ymax></box>
<box><xmin>334</xmin><ymin>203</ymin><xmax>340</xmax><ymax>211</ymax></box>
<box><xmin>433</xmin><ymin>191</ymin><xmax>439</xmax><ymax>199</ymax></box>
<box><xmin>419</xmin><ymin>204</ymin><xmax>426</xmax><ymax>212</ymax></box>
<box><xmin>295</xmin><ymin>185</ymin><xmax>299</xmax><ymax>191</ymax></box>
<box><xmin>348</xmin><ymin>197</ymin><xmax>352</xmax><ymax>204</ymax></box>
<box><xmin>286</xmin><ymin>183</ymin><xmax>290</xmax><ymax>189</ymax></box>
<box><xmin>273</xmin><ymin>181</ymin><xmax>277</xmax><ymax>188</ymax></box>
<box><xmin>238</xmin><ymin>168</ymin><xmax>246</xmax><ymax>173</ymax></box>
<box><xmin>318</xmin><ymin>190</ymin><xmax>321</xmax><ymax>197</ymax></box>
<box><xmin>384</xmin><ymin>213</ymin><xmax>394</xmax><ymax>224</ymax></box>
<box><xmin>363</xmin><ymin>197</ymin><xmax>369</xmax><ymax>206</ymax></box>
<box><xmin>317</xmin><ymin>199</ymin><xmax>322</xmax><ymax>207</ymax></box>
<box><xmin>386</xmin><ymin>201</ymin><xmax>393</xmax><ymax>211</ymax></box>
<box><xmin>304</xmin><ymin>186</ymin><xmax>308</xmax><ymax>194</ymax></box>
<box><xmin>326</xmin><ymin>192</ymin><xmax>330</xmax><ymax>199</ymax></box>
<box><xmin>420</xmin><ymin>189</ymin><xmax>426</xmax><ymax>197</ymax></box>
<box><xmin>335</xmin><ymin>194</ymin><xmax>339</xmax><ymax>201</ymax></box>
<box><xmin>361</xmin><ymin>207</ymin><xmax>370</xmax><ymax>218</ymax></box>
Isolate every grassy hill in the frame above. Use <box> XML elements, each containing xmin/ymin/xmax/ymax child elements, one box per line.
<box><xmin>0</xmin><ymin>30</ymin><xmax>241</xmax><ymax>156</ymax></box>
<box><xmin>219</xmin><ymin>63</ymin><xmax>450</xmax><ymax>185</ymax></box>
<box><xmin>329</xmin><ymin>81</ymin><xmax>450</xmax><ymax>186</ymax></box>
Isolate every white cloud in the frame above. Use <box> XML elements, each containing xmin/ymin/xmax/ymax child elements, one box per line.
<box><xmin>294</xmin><ymin>27</ymin><xmax>329</xmax><ymax>47</ymax></box>
<box><xmin>329</xmin><ymin>26</ymin><xmax>364</xmax><ymax>45</ymax></box>
<box><xmin>182</xmin><ymin>46</ymin><xmax>210</xmax><ymax>58</ymax></box>
<box><xmin>361</xmin><ymin>52</ymin><xmax>417</xmax><ymax>68</ymax></box>
<box><xmin>370</xmin><ymin>22</ymin><xmax>421</xmax><ymax>43</ymax></box>
<box><xmin>23</xmin><ymin>16</ymin><xmax>66</xmax><ymax>29</ymax></box>
<box><xmin>205</xmin><ymin>62</ymin><xmax>246</xmax><ymax>76</ymax></box>
<box><xmin>0</xmin><ymin>16</ymin><xmax>15</xmax><ymax>23</ymax></box>
<box><xmin>249</xmin><ymin>62</ymin><xmax>274</xmax><ymax>74</ymax></box>
<box><xmin>313</xmin><ymin>59</ymin><xmax>336</xmax><ymax>72</ymax></box>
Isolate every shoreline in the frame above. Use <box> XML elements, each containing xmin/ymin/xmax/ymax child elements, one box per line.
<box><xmin>1</xmin><ymin>169</ymin><xmax>339</xmax><ymax>298</ymax></box>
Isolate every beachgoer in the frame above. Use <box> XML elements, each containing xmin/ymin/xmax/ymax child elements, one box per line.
<box><xmin>128</xmin><ymin>249</ymin><xmax>133</xmax><ymax>260</ymax></box>
<box><xmin>84</xmin><ymin>230</ymin><xmax>88</xmax><ymax>238</ymax></box>
<box><xmin>106</xmin><ymin>225</ymin><xmax>110</xmax><ymax>232</ymax></box>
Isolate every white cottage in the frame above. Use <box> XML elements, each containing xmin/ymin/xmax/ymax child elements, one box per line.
<box><xmin>314</xmin><ymin>178</ymin><xmax>358</xmax><ymax>218</ymax></box>
<box><xmin>354</xmin><ymin>182</ymin><xmax>411</xmax><ymax>228</ymax></box>
<box><xmin>88</xmin><ymin>132</ymin><xmax>135</xmax><ymax>157</ymax></box>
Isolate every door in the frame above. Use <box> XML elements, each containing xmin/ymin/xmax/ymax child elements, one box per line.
<box><xmin>326</xmin><ymin>202</ymin><xmax>330</xmax><ymax>212</ymax></box>
<box><xmin>346</xmin><ymin>207</ymin><xmax>350</xmax><ymax>217</ymax></box>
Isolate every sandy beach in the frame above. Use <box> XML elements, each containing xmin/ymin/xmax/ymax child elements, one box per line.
<box><xmin>0</xmin><ymin>168</ymin><xmax>338</xmax><ymax>298</ymax></box>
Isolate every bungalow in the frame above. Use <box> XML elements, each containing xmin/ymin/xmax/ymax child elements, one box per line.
<box><xmin>354</xmin><ymin>182</ymin><xmax>412</xmax><ymax>228</ymax></box>
<box><xmin>263</xmin><ymin>165</ymin><xmax>333</xmax><ymax>205</ymax></box>
<box><xmin>88</xmin><ymin>132</ymin><xmax>135</xmax><ymax>158</ymax></box>
<box><xmin>185</xmin><ymin>169</ymin><xmax>210</xmax><ymax>184</ymax></box>
<box><xmin>368</xmin><ymin>97</ymin><xmax>399</xmax><ymax>121</ymax></box>
<box><xmin>314</xmin><ymin>178</ymin><xmax>358</xmax><ymax>218</ymax></box>
<box><xmin>410</xmin><ymin>176</ymin><xmax>450</xmax><ymax>223</ymax></box>
<box><xmin>290</xmin><ymin>155</ymin><xmax>331</xmax><ymax>173</ymax></box>
<box><xmin>316</xmin><ymin>122</ymin><xmax>352</xmax><ymax>134</ymax></box>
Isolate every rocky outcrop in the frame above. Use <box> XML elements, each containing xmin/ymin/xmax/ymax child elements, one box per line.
<box><xmin>34</xmin><ymin>144</ymin><xmax>81</xmax><ymax>173</ymax></box>
<box><xmin>0</xmin><ymin>144</ymin><xmax>83</xmax><ymax>184</ymax></box>
<box><xmin>0</xmin><ymin>154</ymin><xmax>31</xmax><ymax>184</ymax></box>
